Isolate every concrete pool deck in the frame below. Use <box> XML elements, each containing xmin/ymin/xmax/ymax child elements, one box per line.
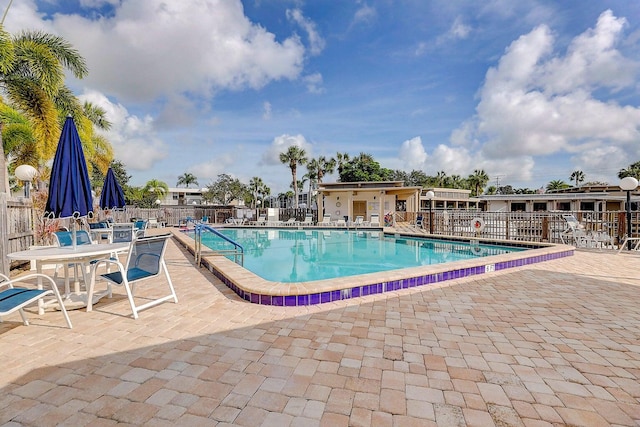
<box><xmin>1</xmin><ymin>230</ymin><xmax>639</xmax><ymax>426</ymax></box>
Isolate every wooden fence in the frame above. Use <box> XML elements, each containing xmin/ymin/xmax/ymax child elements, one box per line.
<box><xmin>1</xmin><ymin>194</ymin><xmax>35</xmax><ymax>275</ymax></box>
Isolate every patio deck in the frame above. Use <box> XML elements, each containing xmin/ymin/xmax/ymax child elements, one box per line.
<box><xmin>1</xmin><ymin>231</ymin><xmax>639</xmax><ymax>426</ymax></box>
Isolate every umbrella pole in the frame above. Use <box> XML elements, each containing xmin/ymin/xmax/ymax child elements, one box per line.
<box><xmin>72</xmin><ymin>221</ymin><xmax>77</xmax><ymax>250</ymax></box>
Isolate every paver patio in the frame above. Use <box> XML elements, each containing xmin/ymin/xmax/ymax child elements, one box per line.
<box><xmin>1</xmin><ymin>233</ymin><xmax>639</xmax><ymax>426</ymax></box>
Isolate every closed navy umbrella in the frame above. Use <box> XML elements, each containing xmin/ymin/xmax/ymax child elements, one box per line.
<box><xmin>99</xmin><ymin>167</ymin><xmax>125</xmax><ymax>211</ymax></box>
<box><xmin>44</xmin><ymin>116</ymin><xmax>94</xmax><ymax>247</ymax></box>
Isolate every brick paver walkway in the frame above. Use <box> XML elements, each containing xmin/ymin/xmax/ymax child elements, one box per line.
<box><xmin>1</xmin><ymin>235</ymin><xmax>639</xmax><ymax>426</ymax></box>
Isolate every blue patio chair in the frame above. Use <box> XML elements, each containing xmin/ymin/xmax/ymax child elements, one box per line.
<box><xmin>86</xmin><ymin>234</ymin><xmax>178</xmax><ymax>319</ymax></box>
<box><xmin>112</xmin><ymin>223</ymin><xmax>136</xmax><ymax>243</ymax></box>
<box><xmin>134</xmin><ymin>219</ymin><xmax>148</xmax><ymax>238</ymax></box>
<box><xmin>0</xmin><ymin>273</ymin><xmax>72</xmax><ymax>328</ymax></box>
<box><xmin>52</xmin><ymin>230</ymin><xmax>94</xmax><ymax>290</ymax></box>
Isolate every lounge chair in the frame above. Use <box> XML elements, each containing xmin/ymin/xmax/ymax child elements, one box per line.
<box><xmin>251</xmin><ymin>215</ymin><xmax>267</xmax><ymax>226</ymax></box>
<box><xmin>87</xmin><ymin>234</ymin><xmax>178</xmax><ymax>319</ymax></box>
<box><xmin>301</xmin><ymin>213</ymin><xmax>314</xmax><ymax>226</ymax></box>
<box><xmin>0</xmin><ymin>273</ymin><xmax>72</xmax><ymax>328</ymax></box>
<box><xmin>369</xmin><ymin>215</ymin><xmax>381</xmax><ymax>227</ymax></box>
<box><xmin>560</xmin><ymin>214</ymin><xmax>596</xmax><ymax>248</ymax></box>
<box><xmin>320</xmin><ymin>214</ymin><xmax>335</xmax><ymax>226</ymax></box>
<box><xmin>354</xmin><ymin>216</ymin><xmax>365</xmax><ymax>227</ymax></box>
<box><xmin>282</xmin><ymin>218</ymin><xmax>298</xmax><ymax>226</ymax></box>
<box><xmin>415</xmin><ymin>215</ymin><xmax>424</xmax><ymax>229</ymax></box>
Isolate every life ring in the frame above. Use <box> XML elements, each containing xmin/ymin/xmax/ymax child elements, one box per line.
<box><xmin>471</xmin><ymin>245</ymin><xmax>486</xmax><ymax>255</ymax></box>
<box><xmin>472</xmin><ymin>217</ymin><xmax>485</xmax><ymax>232</ymax></box>
<box><xmin>335</xmin><ymin>210</ymin><xmax>340</xmax><ymax>216</ymax></box>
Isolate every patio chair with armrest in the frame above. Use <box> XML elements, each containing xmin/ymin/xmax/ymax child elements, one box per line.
<box><xmin>0</xmin><ymin>273</ymin><xmax>72</xmax><ymax>328</ymax></box>
<box><xmin>53</xmin><ymin>230</ymin><xmax>94</xmax><ymax>292</ymax></box>
<box><xmin>87</xmin><ymin>234</ymin><xmax>178</xmax><ymax>319</ymax></box>
<box><xmin>301</xmin><ymin>213</ymin><xmax>314</xmax><ymax>226</ymax></box>
<box><xmin>369</xmin><ymin>214</ymin><xmax>381</xmax><ymax>227</ymax></box>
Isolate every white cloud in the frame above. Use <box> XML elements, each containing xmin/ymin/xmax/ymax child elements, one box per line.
<box><xmin>303</xmin><ymin>72</ymin><xmax>324</xmax><ymax>94</ymax></box>
<box><xmin>353</xmin><ymin>4</ymin><xmax>377</xmax><ymax>25</ymax></box>
<box><xmin>286</xmin><ymin>8</ymin><xmax>325</xmax><ymax>56</ymax></box>
<box><xmin>189</xmin><ymin>154</ymin><xmax>236</xmax><ymax>185</ymax></box>
<box><xmin>9</xmin><ymin>0</ymin><xmax>307</xmax><ymax>103</ymax></box>
<box><xmin>262</xmin><ymin>101</ymin><xmax>272</xmax><ymax>120</ymax></box>
<box><xmin>79</xmin><ymin>90</ymin><xmax>167</xmax><ymax>171</ymax></box>
<box><xmin>398</xmin><ymin>137</ymin><xmax>428</xmax><ymax>171</ymax></box>
<box><xmin>452</xmin><ymin>9</ymin><xmax>640</xmax><ymax>174</ymax></box>
<box><xmin>261</xmin><ymin>134</ymin><xmax>313</xmax><ymax>166</ymax></box>
<box><xmin>436</xmin><ymin>16</ymin><xmax>471</xmax><ymax>45</ymax></box>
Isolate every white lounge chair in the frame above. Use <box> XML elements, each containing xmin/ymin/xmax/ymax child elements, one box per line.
<box><xmin>320</xmin><ymin>214</ymin><xmax>335</xmax><ymax>226</ymax></box>
<box><xmin>354</xmin><ymin>216</ymin><xmax>365</xmax><ymax>227</ymax></box>
<box><xmin>369</xmin><ymin>215</ymin><xmax>381</xmax><ymax>227</ymax></box>
<box><xmin>301</xmin><ymin>213</ymin><xmax>314</xmax><ymax>226</ymax></box>
<box><xmin>251</xmin><ymin>215</ymin><xmax>267</xmax><ymax>226</ymax></box>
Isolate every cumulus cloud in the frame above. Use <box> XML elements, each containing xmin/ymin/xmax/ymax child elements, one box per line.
<box><xmin>398</xmin><ymin>137</ymin><xmax>428</xmax><ymax>170</ymax></box>
<box><xmin>79</xmin><ymin>90</ymin><xmax>167</xmax><ymax>170</ymax></box>
<box><xmin>8</xmin><ymin>0</ymin><xmax>307</xmax><ymax>103</ymax></box>
<box><xmin>260</xmin><ymin>134</ymin><xmax>313</xmax><ymax>166</ymax></box>
<box><xmin>189</xmin><ymin>153</ymin><xmax>236</xmax><ymax>185</ymax></box>
<box><xmin>451</xmin><ymin>9</ymin><xmax>640</xmax><ymax>175</ymax></box>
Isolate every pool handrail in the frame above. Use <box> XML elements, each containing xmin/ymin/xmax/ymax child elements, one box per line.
<box><xmin>193</xmin><ymin>223</ymin><xmax>244</xmax><ymax>266</ymax></box>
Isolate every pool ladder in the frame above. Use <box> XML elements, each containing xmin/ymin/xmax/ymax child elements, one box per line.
<box><xmin>194</xmin><ymin>224</ymin><xmax>244</xmax><ymax>267</ymax></box>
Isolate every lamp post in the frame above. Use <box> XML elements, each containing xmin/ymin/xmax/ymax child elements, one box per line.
<box><xmin>620</xmin><ymin>177</ymin><xmax>638</xmax><ymax>250</ymax></box>
<box><xmin>14</xmin><ymin>164</ymin><xmax>38</xmax><ymax>198</ymax></box>
<box><xmin>425</xmin><ymin>190</ymin><xmax>435</xmax><ymax>234</ymax></box>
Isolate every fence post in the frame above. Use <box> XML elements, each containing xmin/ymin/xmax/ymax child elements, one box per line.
<box><xmin>0</xmin><ymin>193</ymin><xmax>10</xmax><ymax>275</ymax></box>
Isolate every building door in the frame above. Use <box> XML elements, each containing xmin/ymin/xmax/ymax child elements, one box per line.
<box><xmin>353</xmin><ymin>200</ymin><xmax>366</xmax><ymax>220</ymax></box>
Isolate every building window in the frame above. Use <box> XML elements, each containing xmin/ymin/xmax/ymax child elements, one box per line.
<box><xmin>580</xmin><ymin>201</ymin><xmax>595</xmax><ymax>211</ymax></box>
<box><xmin>510</xmin><ymin>202</ymin><xmax>526</xmax><ymax>212</ymax></box>
<box><xmin>533</xmin><ymin>202</ymin><xmax>547</xmax><ymax>211</ymax></box>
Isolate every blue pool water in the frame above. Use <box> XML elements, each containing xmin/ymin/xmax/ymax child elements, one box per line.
<box><xmin>194</xmin><ymin>228</ymin><xmax>525</xmax><ymax>283</ymax></box>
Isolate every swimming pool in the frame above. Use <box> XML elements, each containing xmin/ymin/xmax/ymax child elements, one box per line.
<box><xmin>193</xmin><ymin>228</ymin><xmax>525</xmax><ymax>282</ymax></box>
<box><xmin>172</xmin><ymin>228</ymin><xmax>574</xmax><ymax>306</ymax></box>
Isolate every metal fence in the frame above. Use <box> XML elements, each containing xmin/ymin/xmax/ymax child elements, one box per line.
<box><xmin>4</xmin><ymin>201</ymin><xmax>638</xmax><ymax>274</ymax></box>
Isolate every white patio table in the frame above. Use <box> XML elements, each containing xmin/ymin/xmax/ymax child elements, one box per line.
<box><xmin>7</xmin><ymin>242</ymin><xmax>129</xmax><ymax>312</ymax></box>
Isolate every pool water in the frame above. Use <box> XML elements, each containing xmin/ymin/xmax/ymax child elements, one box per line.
<box><xmin>195</xmin><ymin>228</ymin><xmax>525</xmax><ymax>283</ymax></box>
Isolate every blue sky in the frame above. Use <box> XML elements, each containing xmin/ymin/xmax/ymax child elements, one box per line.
<box><xmin>4</xmin><ymin>0</ymin><xmax>640</xmax><ymax>193</ymax></box>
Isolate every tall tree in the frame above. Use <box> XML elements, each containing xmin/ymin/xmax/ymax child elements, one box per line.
<box><xmin>468</xmin><ymin>169</ymin><xmax>490</xmax><ymax>197</ymax></box>
<box><xmin>335</xmin><ymin>152</ymin><xmax>350</xmax><ymax>181</ymax></box>
<box><xmin>546</xmin><ymin>179</ymin><xmax>570</xmax><ymax>191</ymax></box>
<box><xmin>618</xmin><ymin>161</ymin><xmax>640</xmax><ymax>180</ymax></box>
<box><xmin>0</xmin><ymin>26</ymin><xmax>88</xmax><ymax>192</ymax></box>
<box><xmin>177</xmin><ymin>172</ymin><xmax>198</xmax><ymax>188</ymax></box>
<box><xmin>249</xmin><ymin>176</ymin><xmax>268</xmax><ymax>209</ymax></box>
<box><xmin>279</xmin><ymin>145</ymin><xmax>307</xmax><ymax>209</ymax></box>
<box><xmin>338</xmin><ymin>152</ymin><xmax>392</xmax><ymax>182</ymax></box>
<box><xmin>569</xmin><ymin>170</ymin><xmax>585</xmax><ymax>187</ymax></box>
<box><xmin>202</xmin><ymin>173</ymin><xmax>246</xmax><ymax>205</ymax></box>
<box><xmin>143</xmin><ymin>179</ymin><xmax>169</xmax><ymax>201</ymax></box>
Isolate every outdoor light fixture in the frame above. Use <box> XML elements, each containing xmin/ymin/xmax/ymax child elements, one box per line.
<box><xmin>620</xmin><ymin>176</ymin><xmax>638</xmax><ymax>250</ymax></box>
<box><xmin>425</xmin><ymin>190</ymin><xmax>435</xmax><ymax>234</ymax></box>
<box><xmin>15</xmin><ymin>164</ymin><xmax>38</xmax><ymax>198</ymax></box>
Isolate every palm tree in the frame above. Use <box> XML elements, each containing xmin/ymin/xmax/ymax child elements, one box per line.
<box><xmin>249</xmin><ymin>176</ymin><xmax>265</xmax><ymax>209</ymax></box>
<box><xmin>569</xmin><ymin>170</ymin><xmax>585</xmax><ymax>187</ymax></box>
<box><xmin>335</xmin><ymin>152</ymin><xmax>350</xmax><ymax>181</ymax></box>
<box><xmin>546</xmin><ymin>179</ymin><xmax>570</xmax><ymax>191</ymax></box>
<box><xmin>435</xmin><ymin>171</ymin><xmax>447</xmax><ymax>187</ymax></box>
<box><xmin>468</xmin><ymin>169</ymin><xmax>490</xmax><ymax>197</ymax></box>
<box><xmin>618</xmin><ymin>161</ymin><xmax>640</xmax><ymax>180</ymax></box>
<box><xmin>177</xmin><ymin>172</ymin><xmax>198</xmax><ymax>188</ymax></box>
<box><xmin>279</xmin><ymin>145</ymin><xmax>307</xmax><ymax>208</ymax></box>
<box><xmin>0</xmin><ymin>26</ymin><xmax>88</xmax><ymax>192</ymax></box>
<box><xmin>143</xmin><ymin>179</ymin><xmax>169</xmax><ymax>202</ymax></box>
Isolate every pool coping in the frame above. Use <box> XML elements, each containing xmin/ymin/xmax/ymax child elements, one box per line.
<box><xmin>171</xmin><ymin>228</ymin><xmax>575</xmax><ymax>306</ymax></box>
